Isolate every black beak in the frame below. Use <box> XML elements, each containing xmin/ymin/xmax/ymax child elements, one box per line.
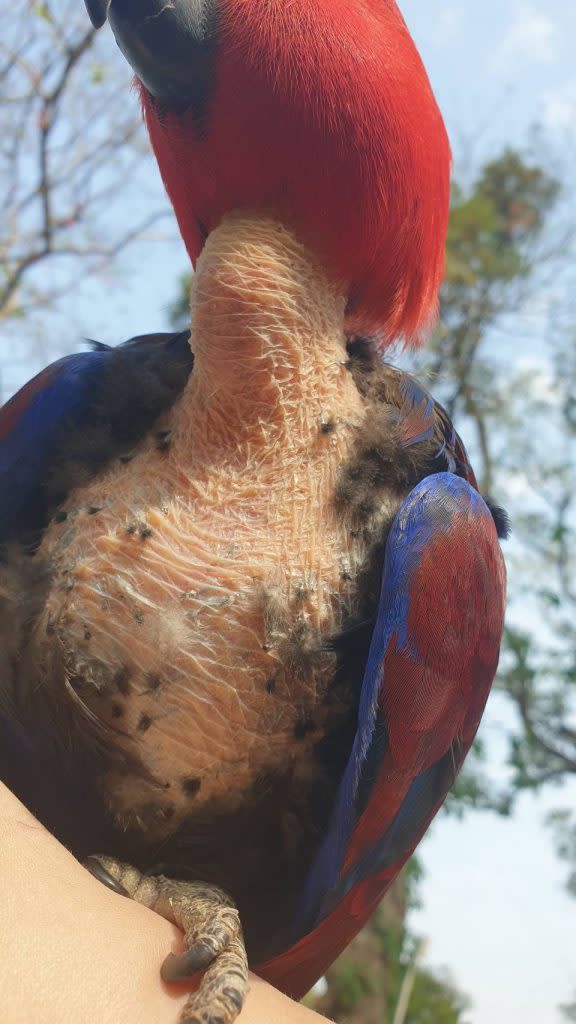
<box><xmin>85</xmin><ymin>0</ymin><xmax>110</xmax><ymax>29</ymax></box>
<box><xmin>82</xmin><ymin>0</ymin><xmax>217</xmax><ymax>108</ymax></box>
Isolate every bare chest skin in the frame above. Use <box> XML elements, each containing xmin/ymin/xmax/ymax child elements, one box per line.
<box><xmin>29</xmin><ymin>218</ymin><xmax>369</xmax><ymax>841</ymax></box>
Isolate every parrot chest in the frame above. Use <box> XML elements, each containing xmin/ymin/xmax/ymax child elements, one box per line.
<box><xmin>28</xmin><ymin>364</ymin><xmax>369</xmax><ymax>846</ymax></box>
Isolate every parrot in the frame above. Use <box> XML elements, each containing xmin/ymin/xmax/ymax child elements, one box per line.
<box><xmin>0</xmin><ymin>2</ymin><xmax>508</xmax><ymax>1022</ymax></box>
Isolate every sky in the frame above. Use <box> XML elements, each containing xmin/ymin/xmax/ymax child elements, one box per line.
<box><xmin>2</xmin><ymin>2</ymin><xmax>576</xmax><ymax>1022</ymax></box>
<box><xmin>399</xmin><ymin>5</ymin><xmax>576</xmax><ymax>1022</ymax></box>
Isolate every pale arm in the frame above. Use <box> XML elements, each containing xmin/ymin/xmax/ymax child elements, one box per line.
<box><xmin>0</xmin><ymin>782</ymin><xmax>329</xmax><ymax>1024</ymax></box>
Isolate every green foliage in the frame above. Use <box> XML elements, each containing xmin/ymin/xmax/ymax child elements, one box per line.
<box><xmin>442</xmin><ymin>150</ymin><xmax>560</xmax><ymax>320</ymax></box>
<box><xmin>308</xmin><ymin>890</ymin><xmax>471</xmax><ymax>1024</ymax></box>
<box><xmin>404</xmin><ymin>966</ymin><xmax>471</xmax><ymax>1024</ymax></box>
<box><xmin>90</xmin><ymin>64</ymin><xmax>106</xmax><ymax>84</ymax></box>
<box><xmin>547</xmin><ymin>810</ymin><xmax>576</xmax><ymax>897</ymax></box>
<box><xmin>420</xmin><ymin>149</ymin><xmax>562</xmax><ymax>496</ymax></box>
<box><xmin>561</xmin><ymin>994</ymin><xmax>576</xmax><ymax>1022</ymax></box>
<box><xmin>421</xmin><ymin>145</ymin><xmax>576</xmax><ymax>910</ymax></box>
<box><xmin>32</xmin><ymin>2</ymin><xmax>53</xmax><ymax>22</ymax></box>
<box><xmin>323</xmin><ymin>959</ymin><xmax>382</xmax><ymax>1015</ymax></box>
<box><xmin>169</xmin><ymin>271</ymin><xmax>194</xmax><ymax>331</ymax></box>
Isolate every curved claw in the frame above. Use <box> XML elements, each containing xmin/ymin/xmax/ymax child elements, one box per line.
<box><xmin>179</xmin><ymin>933</ymin><xmax>248</xmax><ymax>1023</ymax></box>
<box><xmin>82</xmin><ymin>858</ymin><xmax>248</xmax><ymax>1023</ymax></box>
<box><xmin>84</xmin><ymin>0</ymin><xmax>110</xmax><ymax>29</ymax></box>
<box><xmin>84</xmin><ymin>855</ymin><xmax>129</xmax><ymax>896</ymax></box>
<box><xmin>161</xmin><ymin>941</ymin><xmax>217</xmax><ymax>983</ymax></box>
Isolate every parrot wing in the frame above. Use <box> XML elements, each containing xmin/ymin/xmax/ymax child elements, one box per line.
<box><xmin>0</xmin><ymin>330</ymin><xmax>193</xmax><ymax>836</ymax></box>
<box><xmin>0</xmin><ymin>331</ymin><xmax>193</xmax><ymax>546</ymax></box>
<box><xmin>257</xmin><ymin>471</ymin><xmax>506</xmax><ymax>997</ymax></box>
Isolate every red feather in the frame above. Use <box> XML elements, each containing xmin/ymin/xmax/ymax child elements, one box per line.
<box><xmin>0</xmin><ymin>363</ymin><xmax>60</xmax><ymax>441</ymax></box>
<box><xmin>141</xmin><ymin>0</ymin><xmax>451</xmax><ymax>344</ymax></box>
<box><xmin>255</xmin><ymin>496</ymin><xmax>506</xmax><ymax>999</ymax></box>
<box><xmin>255</xmin><ymin>869</ymin><xmax>396</xmax><ymax>999</ymax></box>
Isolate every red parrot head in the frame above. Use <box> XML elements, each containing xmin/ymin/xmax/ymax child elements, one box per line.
<box><xmin>86</xmin><ymin>0</ymin><xmax>451</xmax><ymax>345</ymax></box>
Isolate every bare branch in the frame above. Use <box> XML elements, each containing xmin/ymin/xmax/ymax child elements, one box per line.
<box><xmin>0</xmin><ymin>0</ymin><xmax>171</xmax><ymax>327</ymax></box>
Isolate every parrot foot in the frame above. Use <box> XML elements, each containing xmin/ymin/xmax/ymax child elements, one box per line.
<box><xmin>84</xmin><ymin>856</ymin><xmax>249</xmax><ymax>1024</ymax></box>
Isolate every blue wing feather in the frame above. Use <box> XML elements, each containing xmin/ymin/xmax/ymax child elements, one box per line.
<box><xmin>0</xmin><ymin>353</ymin><xmax>108</xmax><ymax>539</ymax></box>
<box><xmin>0</xmin><ymin>331</ymin><xmax>193</xmax><ymax>544</ymax></box>
<box><xmin>295</xmin><ymin>472</ymin><xmax>505</xmax><ymax>935</ymax></box>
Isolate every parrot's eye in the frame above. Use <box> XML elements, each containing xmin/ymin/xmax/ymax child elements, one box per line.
<box><xmin>83</xmin><ymin>0</ymin><xmax>217</xmax><ymax>109</ymax></box>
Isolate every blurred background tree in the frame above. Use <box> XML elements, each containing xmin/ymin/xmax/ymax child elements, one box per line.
<box><xmin>1</xmin><ymin>4</ymin><xmax>575</xmax><ymax>1022</ymax></box>
<box><xmin>422</xmin><ymin>147</ymin><xmax>576</xmax><ymax>890</ymax></box>
<box><xmin>0</xmin><ymin>0</ymin><xmax>170</xmax><ymax>394</ymax></box>
<box><xmin>293</xmin><ymin>143</ymin><xmax>574</xmax><ymax>1022</ymax></box>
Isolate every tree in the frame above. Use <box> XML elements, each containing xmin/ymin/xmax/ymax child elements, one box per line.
<box><xmin>561</xmin><ymin>994</ymin><xmax>576</xmax><ymax>1022</ymax></box>
<box><xmin>297</xmin><ymin>145</ymin><xmax>576</xmax><ymax>1021</ymax></box>
<box><xmin>419</xmin><ymin>148</ymin><xmax>576</xmax><ymax>877</ymax></box>
<box><xmin>0</xmin><ymin>0</ymin><xmax>171</xmax><ymax>391</ymax></box>
<box><xmin>308</xmin><ymin>865</ymin><xmax>470</xmax><ymax>1024</ymax></box>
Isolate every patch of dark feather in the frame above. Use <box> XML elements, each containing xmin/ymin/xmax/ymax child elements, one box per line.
<box><xmin>259</xmin><ymin>587</ymin><xmax>289</xmax><ymax>639</ymax></box>
<box><xmin>335</xmin><ymin>353</ymin><xmax>463</xmax><ymax>529</ymax></box>
<box><xmin>294</xmin><ymin>715</ymin><xmax>316</xmax><ymax>740</ymax></box>
<box><xmin>125</xmin><ymin>733</ymin><xmax>357</xmax><ymax>959</ymax></box>
<box><xmin>4</xmin><ymin>333</ymin><xmax>193</xmax><ymax>548</ymax></box>
<box><xmin>483</xmin><ymin>497</ymin><xmax>511</xmax><ymax>540</ymax></box>
<box><xmin>145</xmin><ymin>673</ymin><xmax>162</xmax><ymax>693</ymax></box>
<box><xmin>335</xmin><ymin>418</ymin><xmax>439</xmax><ymax>522</ymax></box>
<box><xmin>259</xmin><ymin>590</ymin><xmax>324</xmax><ymax>668</ymax></box>
<box><xmin>319</xmin><ymin>418</ymin><xmax>336</xmax><ymax>435</ymax></box>
<box><xmin>344</xmin><ymin>338</ymin><xmax>378</xmax><ymax>396</ymax></box>
<box><xmin>277</xmin><ymin>620</ymin><xmax>326</xmax><ymax>680</ymax></box>
<box><xmin>138</xmin><ymin>713</ymin><xmax>152</xmax><ymax>732</ymax></box>
<box><xmin>325</xmin><ymin>536</ymin><xmax>387</xmax><ymax>694</ymax></box>
<box><xmin>125</xmin><ymin>801</ymin><xmax>175</xmax><ymax>830</ymax></box>
<box><xmin>182</xmin><ymin>777</ymin><xmax>202</xmax><ymax>796</ymax></box>
<box><xmin>114</xmin><ymin>666</ymin><xmax>132</xmax><ymax>696</ymax></box>
<box><xmin>0</xmin><ymin>550</ymin><xmax>53</xmax><ymax>721</ymax></box>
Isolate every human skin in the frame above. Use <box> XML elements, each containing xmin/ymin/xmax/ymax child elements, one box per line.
<box><xmin>0</xmin><ymin>782</ymin><xmax>329</xmax><ymax>1024</ymax></box>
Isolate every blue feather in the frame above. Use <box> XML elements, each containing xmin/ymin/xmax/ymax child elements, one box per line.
<box><xmin>296</xmin><ymin>473</ymin><xmax>492</xmax><ymax>934</ymax></box>
<box><xmin>0</xmin><ymin>353</ymin><xmax>107</xmax><ymax>539</ymax></box>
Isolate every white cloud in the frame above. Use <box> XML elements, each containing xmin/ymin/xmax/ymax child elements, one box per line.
<box><xmin>493</xmin><ymin>6</ymin><xmax>559</xmax><ymax>70</ymax></box>
<box><xmin>541</xmin><ymin>80</ymin><xmax>576</xmax><ymax>135</ymax></box>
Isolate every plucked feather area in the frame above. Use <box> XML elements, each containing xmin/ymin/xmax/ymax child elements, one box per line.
<box><xmin>142</xmin><ymin>0</ymin><xmax>451</xmax><ymax>345</ymax></box>
<box><xmin>26</xmin><ymin>216</ymin><xmax>369</xmax><ymax>837</ymax></box>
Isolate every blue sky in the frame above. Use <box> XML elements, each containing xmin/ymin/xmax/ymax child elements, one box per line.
<box><xmin>404</xmin><ymin>1</ymin><xmax>576</xmax><ymax>157</ymax></box>
<box><xmin>2</xmin><ymin>2</ymin><xmax>576</xmax><ymax>1021</ymax></box>
<box><xmin>401</xmin><ymin>5</ymin><xmax>576</xmax><ymax>1022</ymax></box>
